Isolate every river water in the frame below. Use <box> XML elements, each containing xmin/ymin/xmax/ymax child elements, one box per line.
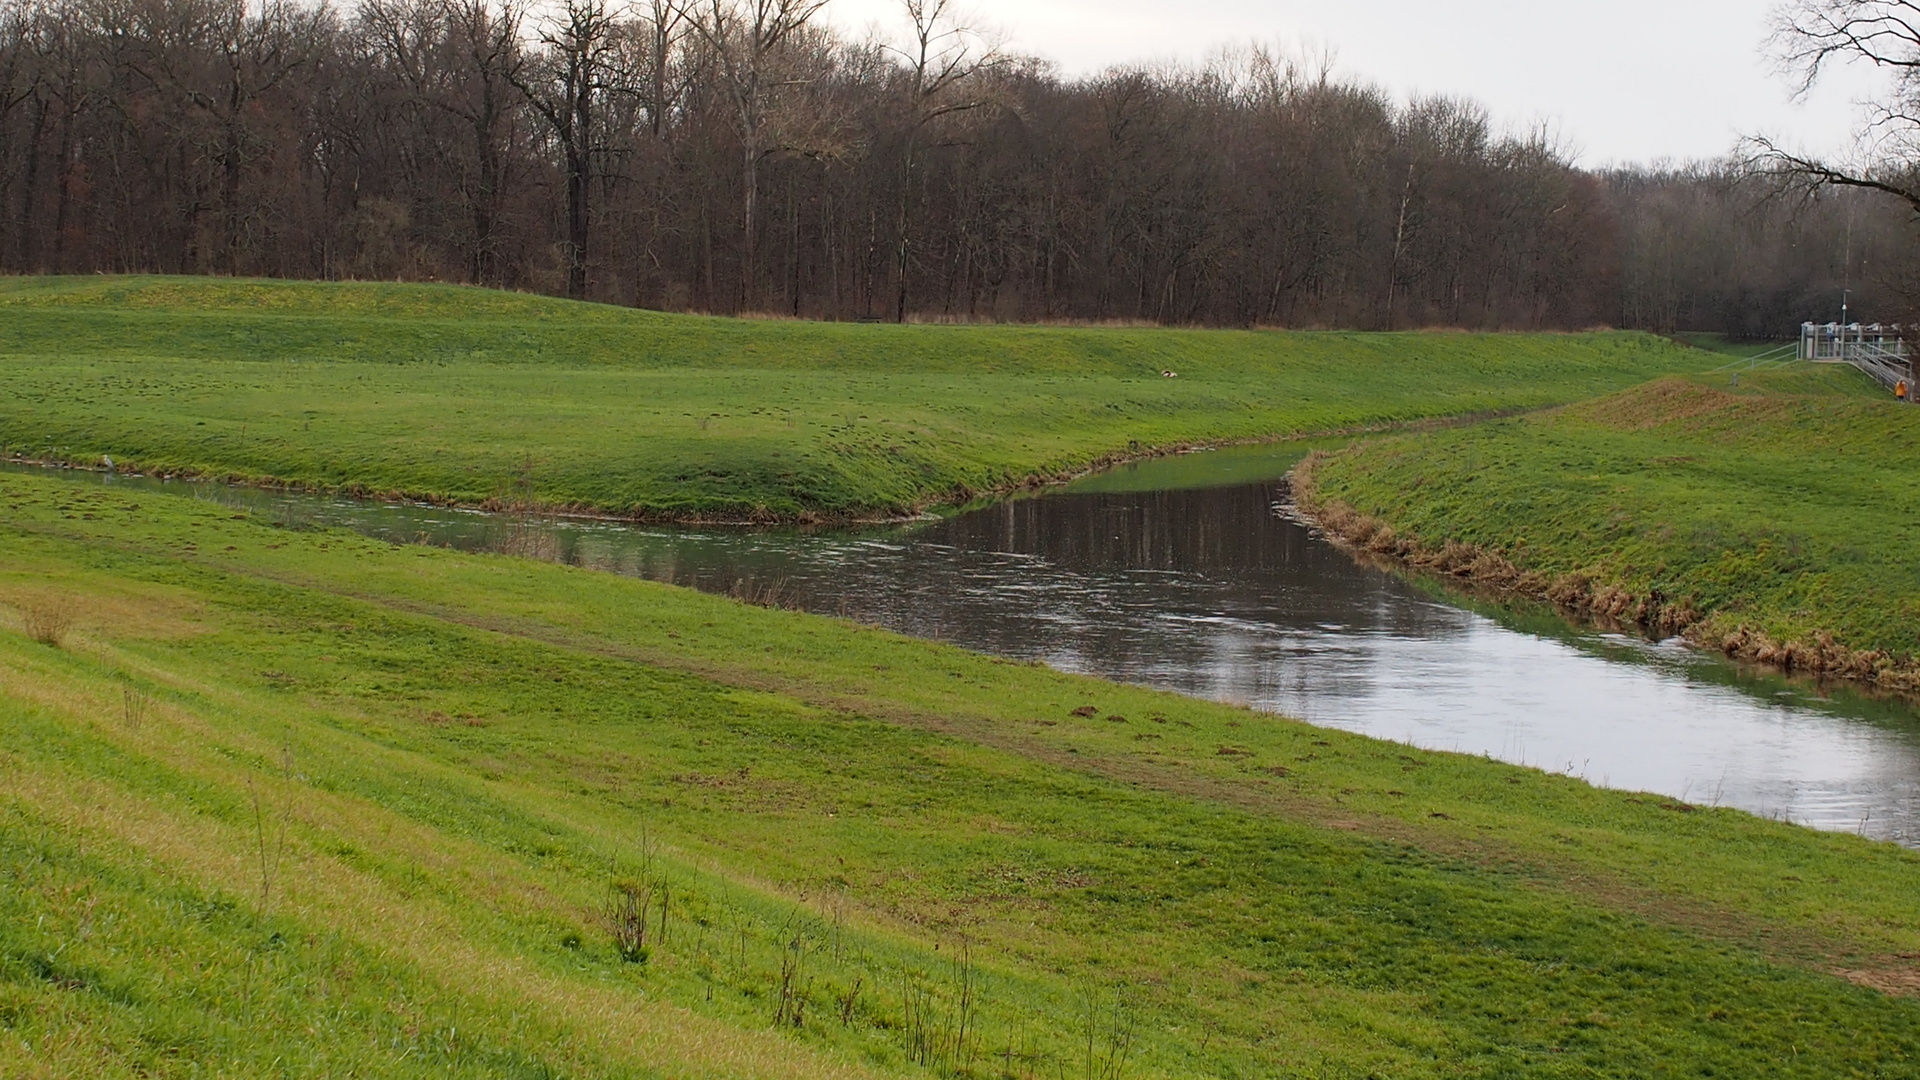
<box><xmin>18</xmin><ymin>452</ymin><xmax>1920</xmax><ymax>845</ymax></box>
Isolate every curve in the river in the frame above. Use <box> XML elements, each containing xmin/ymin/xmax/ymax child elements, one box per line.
<box><xmin>15</xmin><ymin>460</ymin><xmax>1920</xmax><ymax>845</ymax></box>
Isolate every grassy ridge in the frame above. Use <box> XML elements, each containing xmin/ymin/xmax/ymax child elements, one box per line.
<box><xmin>1298</xmin><ymin>368</ymin><xmax>1920</xmax><ymax>685</ymax></box>
<box><xmin>6</xmin><ymin>469</ymin><xmax>1920</xmax><ymax>1076</ymax></box>
<box><xmin>0</xmin><ymin>276</ymin><xmax>1709</xmax><ymax>520</ymax></box>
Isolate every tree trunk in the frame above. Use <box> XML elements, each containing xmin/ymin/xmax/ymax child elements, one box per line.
<box><xmin>51</xmin><ymin>102</ymin><xmax>75</xmax><ymax>270</ymax></box>
<box><xmin>566</xmin><ymin>144</ymin><xmax>588</xmax><ymax>299</ymax></box>
<box><xmin>470</xmin><ymin>101</ymin><xmax>500</xmax><ymax>285</ymax></box>
<box><xmin>741</xmin><ymin>143</ymin><xmax>757</xmax><ymax>310</ymax></box>
<box><xmin>566</xmin><ymin>69</ymin><xmax>592</xmax><ymax>300</ymax></box>
<box><xmin>14</xmin><ymin>95</ymin><xmax>47</xmax><ymax>271</ymax></box>
<box><xmin>893</xmin><ymin>150</ymin><xmax>913</xmax><ymax>322</ymax></box>
<box><xmin>222</xmin><ymin>69</ymin><xmax>245</xmax><ymax>275</ymax></box>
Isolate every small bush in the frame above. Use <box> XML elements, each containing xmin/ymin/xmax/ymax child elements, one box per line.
<box><xmin>123</xmin><ymin>687</ymin><xmax>149</xmax><ymax>729</ymax></box>
<box><xmin>19</xmin><ymin>598</ymin><xmax>75</xmax><ymax>647</ymax></box>
<box><xmin>606</xmin><ymin>879</ymin><xmax>651</xmax><ymax>963</ymax></box>
<box><xmin>497</xmin><ymin>520</ymin><xmax>561</xmax><ymax>561</ymax></box>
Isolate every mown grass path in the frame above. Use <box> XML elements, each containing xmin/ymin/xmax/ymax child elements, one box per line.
<box><xmin>5</xmin><ymin>469</ymin><xmax>1920</xmax><ymax>1077</ymax></box>
<box><xmin>0</xmin><ymin>276</ymin><xmax>1709</xmax><ymax>520</ymax></box>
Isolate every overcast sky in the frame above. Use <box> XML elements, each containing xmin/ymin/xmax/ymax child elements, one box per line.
<box><xmin>826</xmin><ymin>0</ymin><xmax>1887</xmax><ymax>167</ymax></box>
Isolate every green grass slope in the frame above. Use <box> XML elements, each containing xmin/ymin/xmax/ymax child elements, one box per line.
<box><xmin>6</xmin><ymin>469</ymin><xmax>1920</xmax><ymax>1076</ymax></box>
<box><xmin>0</xmin><ymin>276</ymin><xmax>1709</xmax><ymax>520</ymax></box>
<box><xmin>1297</xmin><ymin>367</ymin><xmax>1920</xmax><ymax>686</ymax></box>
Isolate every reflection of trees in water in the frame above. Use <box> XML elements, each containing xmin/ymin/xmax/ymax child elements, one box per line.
<box><xmin>930</xmin><ymin>484</ymin><xmax>1318</xmax><ymax>574</ymax></box>
<box><xmin>905</xmin><ymin>482</ymin><xmax>1468</xmax><ymax>645</ymax></box>
<box><xmin>682</xmin><ymin>482</ymin><xmax>1479</xmax><ymax>707</ymax></box>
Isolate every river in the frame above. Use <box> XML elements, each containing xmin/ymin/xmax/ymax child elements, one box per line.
<box><xmin>16</xmin><ymin>449</ymin><xmax>1920</xmax><ymax>845</ymax></box>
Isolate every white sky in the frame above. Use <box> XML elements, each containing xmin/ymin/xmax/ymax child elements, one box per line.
<box><xmin>827</xmin><ymin>0</ymin><xmax>1888</xmax><ymax>167</ymax></box>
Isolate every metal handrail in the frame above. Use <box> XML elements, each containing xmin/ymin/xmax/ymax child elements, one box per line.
<box><xmin>1707</xmin><ymin>343</ymin><xmax>1799</xmax><ymax>374</ymax></box>
<box><xmin>1706</xmin><ymin>340</ymin><xmax>1915</xmax><ymax>401</ymax></box>
<box><xmin>1849</xmin><ymin>347</ymin><xmax>1911</xmax><ymax>392</ymax></box>
<box><xmin>1794</xmin><ymin>322</ymin><xmax>1917</xmax><ymax>400</ymax></box>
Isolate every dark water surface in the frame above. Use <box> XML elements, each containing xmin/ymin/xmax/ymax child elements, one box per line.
<box><xmin>18</xmin><ymin>458</ymin><xmax>1920</xmax><ymax>845</ymax></box>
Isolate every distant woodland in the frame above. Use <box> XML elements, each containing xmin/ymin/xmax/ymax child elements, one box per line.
<box><xmin>0</xmin><ymin>0</ymin><xmax>1909</xmax><ymax>334</ymax></box>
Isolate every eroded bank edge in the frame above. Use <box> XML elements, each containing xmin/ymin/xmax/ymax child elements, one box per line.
<box><xmin>1286</xmin><ymin>452</ymin><xmax>1920</xmax><ymax>697</ymax></box>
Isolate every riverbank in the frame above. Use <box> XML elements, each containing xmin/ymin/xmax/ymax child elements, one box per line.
<box><xmin>0</xmin><ymin>276</ymin><xmax>1708</xmax><ymax>522</ymax></box>
<box><xmin>1294</xmin><ymin>369</ymin><xmax>1920</xmax><ymax>692</ymax></box>
<box><xmin>7</xmin><ymin>466</ymin><xmax>1920</xmax><ymax>1074</ymax></box>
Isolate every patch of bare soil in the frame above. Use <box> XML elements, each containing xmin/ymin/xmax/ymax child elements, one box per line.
<box><xmin>1838</xmin><ymin>965</ymin><xmax>1920</xmax><ymax>997</ymax></box>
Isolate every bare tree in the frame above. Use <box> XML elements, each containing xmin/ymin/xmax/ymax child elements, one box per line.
<box><xmin>884</xmin><ymin>0</ymin><xmax>1002</xmax><ymax>321</ymax></box>
<box><xmin>688</xmin><ymin>0</ymin><xmax>828</xmax><ymax>307</ymax></box>
<box><xmin>513</xmin><ymin>0</ymin><xmax>623</xmax><ymax>298</ymax></box>
<box><xmin>1753</xmin><ymin>1</ymin><xmax>1920</xmax><ymax>213</ymax></box>
<box><xmin>408</xmin><ymin>0</ymin><xmax>526</xmax><ymax>283</ymax></box>
<box><xmin>0</xmin><ymin>3</ymin><xmax>43</xmax><ymax>208</ymax></box>
<box><xmin>2</xmin><ymin>0</ymin><xmax>59</xmax><ymax>270</ymax></box>
<box><xmin>0</xmin><ymin>0</ymin><xmax>1643</xmax><ymax>329</ymax></box>
<box><xmin>641</xmin><ymin>0</ymin><xmax>686</xmax><ymax>139</ymax></box>
<box><xmin>130</xmin><ymin>0</ymin><xmax>331</xmax><ymax>273</ymax></box>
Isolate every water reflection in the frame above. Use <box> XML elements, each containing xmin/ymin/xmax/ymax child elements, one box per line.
<box><xmin>18</xmin><ymin>462</ymin><xmax>1920</xmax><ymax>844</ymax></box>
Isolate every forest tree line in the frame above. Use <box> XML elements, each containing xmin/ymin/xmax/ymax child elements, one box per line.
<box><xmin>0</xmin><ymin>0</ymin><xmax>1909</xmax><ymax>334</ymax></box>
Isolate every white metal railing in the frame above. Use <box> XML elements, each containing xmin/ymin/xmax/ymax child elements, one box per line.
<box><xmin>1797</xmin><ymin>322</ymin><xmax>1915</xmax><ymax>401</ymax></box>
<box><xmin>1847</xmin><ymin>345</ymin><xmax>1912</xmax><ymax>394</ymax></box>
<box><xmin>1801</xmin><ymin>322</ymin><xmax>1910</xmax><ymax>363</ymax></box>
<box><xmin>1706</xmin><ymin>342</ymin><xmax>1801</xmax><ymax>378</ymax></box>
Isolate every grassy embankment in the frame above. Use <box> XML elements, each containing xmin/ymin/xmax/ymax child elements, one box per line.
<box><xmin>6</xmin><ymin>466</ymin><xmax>1920</xmax><ymax>1077</ymax></box>
<box><xmin>1296</xmin><ymin>364</ymin><xmax>1920</xmax><ymax>688</ymax></box>
<box><xmin>0</xmin><ymin>276</ymin><xmax>1710</xmax><ymax>521</ymax></box>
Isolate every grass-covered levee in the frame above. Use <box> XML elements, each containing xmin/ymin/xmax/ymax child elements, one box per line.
<box><xmin>0</xmin><ymin>276</ymin><xmax>1709</xmax><ymax>522</ymax></box>
<box><xmin>6</xmin><ymin>467</ymin><xmax>1920</xmax><ymax>1077</ymax></box>
<box><xmin>1297</xmin><ymin>362</ymin><xmax>1920</xmax><ymax>695</ymax></box>
<box><xmin>4</xmin><ymin>277</ymin><xmax>1920</xmax><ymax>1076</ymax></box>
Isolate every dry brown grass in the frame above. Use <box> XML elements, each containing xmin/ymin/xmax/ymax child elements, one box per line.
<box><xmin>728</xmin><ymin>576</ymin><xmax>793</xmax><ymax>610</ymax></box>
<box><xmin>496</xmin><ymin>520</ymin><xmax>562</xmax><ymax>561</ymax></box>
<box><xmin>1</xmin><ymin>582</ymin><xmax>204</xmax><ymax>643</ymax></box>
<box><xmin>18</xmin><ymin>597</ymin><xmax>76</xmax><ymax>647</ymax></box>
<box><xmin>1837</xmin><ymin>965</ymin><xmax>1920</xmax><ymax>997</ymax></box>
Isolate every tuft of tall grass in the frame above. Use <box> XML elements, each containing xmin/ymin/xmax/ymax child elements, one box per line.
<box><xmin>606</xmin><ymin>879</ymin><xmax>652</xmax><ymax>964</ymax></box>
<box><xmin>248</xmin><ymin>747</ymin><xmax>296</xmax><ymax>916</ymax></box>
<box><xmin>1079</xmin><ymin>986</ymin><xmax>1138</xmax><ymax>1080</ymax></box>
<box><xmin>18</xmin><ymin>597</ymin><xmax>75</xmax><ymax>647</ymax></box>
<box><xmin>772</xmin><ymin>926</ymin><xmax>811</xmax><ymax>1027</ymax></box>
<box><xmin>497</xmin><ymin>520</ymin><xmax>562</xmax><ymax>561</ymax></box>
<box><xmin>727</xmin><ymin>576</ymin><xmax>793</xmax><ymax>610</ymax></box>
<box><xmin>268</xmin><ymin>500</ymin><xmax>318</xmax><ymax>531</ymax></box>
<box><xmin>122</xmin><ymin>686</ymin><xmax>149</xmax><ymax>730</ymax></box>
